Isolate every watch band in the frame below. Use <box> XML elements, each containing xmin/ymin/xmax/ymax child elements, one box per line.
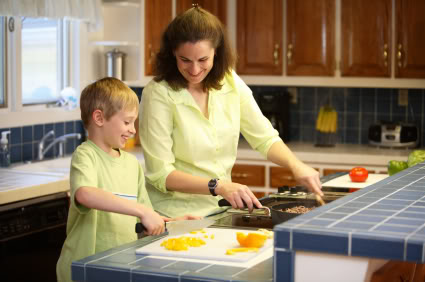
<box><xmin>208</xmin><ymin>178</ymin><xmax>219</xmax><ymax>196</ymax></box>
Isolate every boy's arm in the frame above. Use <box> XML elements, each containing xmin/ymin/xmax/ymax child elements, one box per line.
<box><xmin>75</xmin><ymin>186</ymin><xmax>165</xmax><ymax>235</ymax></box>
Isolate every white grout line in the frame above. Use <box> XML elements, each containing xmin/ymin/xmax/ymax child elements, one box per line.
<box><xmin>348</xmin><ymin>232</ymin><xmax>352</xmax><ymax>256</ymax></box>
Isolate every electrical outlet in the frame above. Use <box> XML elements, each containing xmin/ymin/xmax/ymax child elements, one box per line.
<box><xmin>398</xmin><ymin>89</ymin><xmax>408</xmax><ymax>106</ymax></box>
<box><xmin>288</xmin><ymin>87</ymin><xmax>298</xmax><ymax>104</ymax></box>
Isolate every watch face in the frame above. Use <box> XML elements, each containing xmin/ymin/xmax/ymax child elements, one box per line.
<box><xmin>208</xmin><ymin>179</ymin><xmax>217</xmax><ymax>188</ymax></box>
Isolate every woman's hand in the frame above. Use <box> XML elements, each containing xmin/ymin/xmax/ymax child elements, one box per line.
<box><xmin>215</xmin><ymin>181</ymin><xmax>262</xmax><ymax>212</ymax></box>
<box><xmin>139</xmin><ymin>207</ymin><xmax>166</xmax><ymax>236</ymax></box>
<box><xmin>291</xmin><ymin>161</ymin><xmax>323</xmax><ymax>196</ymax></box>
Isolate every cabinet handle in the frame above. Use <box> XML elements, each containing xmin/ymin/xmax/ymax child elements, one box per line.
<box><xmin>286</xmin><ymin>44</ymin><xmax>293</xmax><ymax>65</ymax></box>
<box><xmin>281</xmin><ymin>175</ymin><xmax>293</xmax><ymax>180</ymax></box>
<box><xmin>232</xmin><ymin>173</ymin><xmax>249</xmax><ymax>178</ymax></box>
<box><xmin>274</xmin><ymin>44</ymin><xmax>280</xmax><ymax>65</ymax></box>
<box><xmin>397</xmin><ymin>43</ymin><xmax>403</xmax><ymax>68</ymax></box>
<box><xmin>148</xmin><ymin>44</ymin><xmax>154</xmax><ymax>64</ymax></box>
<box><xmin>383</xmin><ymin>44</ymin><xmax>388</xmax><ymax>67</ymax></box>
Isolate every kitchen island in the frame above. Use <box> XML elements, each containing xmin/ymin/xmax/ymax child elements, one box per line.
<box><xmin>71</xmin><ymin>161</ymin><xmax>425</xmax><ymax>281</ymax></box>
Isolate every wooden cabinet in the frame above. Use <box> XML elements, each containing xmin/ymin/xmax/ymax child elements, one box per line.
<box><xmin>341</xmin><ymin>0</ymin><xmax>391</xmax><ymax>77</ymax></box>
<box><xmin>395</xmin><ymin>0</ymin><xmax>425</xmax><ymax>78</ymax></box>
<box><xmin>144</xmin><ymin>0</ymin><xmax>172</xmax><ymax>75</ymax></box>
<box><xmin>176</xmin><ymin>0</ymin><xmax>227</xmax><ymax>25</ymax></box>
<box><xmin>286</xmin><ymin>0</ymin><xmax>335</xmax><ymax>76</ymax></box>
<box><xmin>270</xmin><ymin>167</ymin><xmax>297</xmax><ymax>188</ymax></box>
<box><xmin>231</xmin><ymin>164</ymin><xmax>265</xmax><ymax>187</ymax></box>
<box><xmin>231</xmin><ymin>164</ymin><xmax>266</xmax><ymax>198</ymax></box>
<box><xmin>371</xmin><ymin>261</ymin><xmax>425</xmax><ymax>282</ymax></box>
<box><xmin>236</xmin><ymin>0</ymin><xmax>283</xmax><ymax>75</ymax></box>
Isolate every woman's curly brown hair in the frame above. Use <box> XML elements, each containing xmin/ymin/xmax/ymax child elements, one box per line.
<box><xmin>153</xmin><ymin>7</ymin><xmax>236</xmax><ymax>92</ymax></box>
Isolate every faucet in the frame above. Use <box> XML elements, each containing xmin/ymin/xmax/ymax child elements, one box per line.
<box><xmin>38</xmin><ymin>130</ymin><xmax>82</xmax><ymax>161</ymax></box>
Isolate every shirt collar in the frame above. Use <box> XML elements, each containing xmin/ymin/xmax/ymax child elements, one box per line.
<box><xmin>165</xmin><ymin>79</ymin><xmax>234</xmax><ymax>106</ymax></box>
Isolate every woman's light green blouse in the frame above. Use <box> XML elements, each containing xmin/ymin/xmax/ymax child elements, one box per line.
<box><xmin>139</xmin><ymin>71</ymin><xmax>281</xmax><ymax>217</ymax></box>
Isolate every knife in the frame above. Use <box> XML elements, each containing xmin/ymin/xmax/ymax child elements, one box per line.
<box><xmin>135</xmin><ymin>218</ymin><xmax>215</xmax><ymax>236</ymax></box>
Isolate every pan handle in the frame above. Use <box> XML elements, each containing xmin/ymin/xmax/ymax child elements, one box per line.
<box><xmin>218</xmin><ymin>199</ymin><xmax>271</xmax><ymax>216</ymax></box>
<box><xmin>218</xmin><ymin>199</ymin><xmax>232</xmax><ymax>207</ymax></box>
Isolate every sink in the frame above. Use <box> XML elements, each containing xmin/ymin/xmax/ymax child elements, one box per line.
<box><xmin>11</xmin><ymin>157</ymin><xmax>72</xmax><ymax>175</ymax></box>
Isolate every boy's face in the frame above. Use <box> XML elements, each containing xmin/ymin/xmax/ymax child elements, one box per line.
<box><xmin>103</xmin><ymin>108</ymin><xmax>138</xmax><ymax>149</ymax></box>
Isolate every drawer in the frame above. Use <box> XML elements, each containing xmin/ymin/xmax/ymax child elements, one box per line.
<box><xmin>231</xmin><ymin>164</ymin><xmax>265</xmax><ymax>186</ymax></box>
<box><xmin>270</xmin><ymin>167</ymin><xmax>297</xmax><ymax>188</ymax></box>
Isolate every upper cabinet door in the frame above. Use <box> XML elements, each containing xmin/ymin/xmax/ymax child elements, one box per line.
<box><xmin>341</xmin><ymin>0</ymin><xmax>391</xmax><ymax>77</ymax></box>
<box><xmin>145</xmin><ymin>0</ymin><xmax>172</xmax><ymax>76</ymax></box>
<box><xmin>237</xmin><ymin>0</ymin><xmax>283</xmax><ymax>75</ymax></box>
<box><xmin>176</xmin><ymin>0</ymin><xmax>227</xmax><ymax>26</ymax></box>
<box><xmin>286</xmin><ymin>0</ymin><xmax>335</xmax><ymax>76</ymax></box>
<box><xmin>395</xmin><ymin>0</ymin><xmax>425</xmax><ymax>78</ymax></box>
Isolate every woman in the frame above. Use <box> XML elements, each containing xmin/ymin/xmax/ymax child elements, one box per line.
<box><xmin>139</xmin><ymin>6</ymin><xmax>322</xmax><ymax>217</ymax></box>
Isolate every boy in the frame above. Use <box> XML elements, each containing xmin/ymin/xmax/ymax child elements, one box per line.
<box><xmin>57</xmin><ymin>77</ymin><xmax>195</xmax><ymax>281</ymax></box>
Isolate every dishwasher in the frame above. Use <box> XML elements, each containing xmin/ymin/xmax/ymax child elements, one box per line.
<box><xmin>0</xmin><ymin>192</ymin><xmax>69</xmax><ymax>282</ymax></box>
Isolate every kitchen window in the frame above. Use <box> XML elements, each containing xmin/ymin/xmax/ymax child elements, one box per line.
<box><xmin>0</xmin><ymin>16</ymin><xmax>81</xmax><ymax>128</ymax></box>
<box><xmin>21</xmin><ymin>18</ymin><xmax>66</xmax><ymax>105</ymax></box>
<box><xmin>9</xmin><ymin>17</ymin><xmax>70</xmax><ymax>106</ymax></box>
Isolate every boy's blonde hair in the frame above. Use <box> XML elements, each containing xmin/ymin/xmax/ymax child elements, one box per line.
<box><xmin>80</xmin><ymin>77</ymin><xmax>139</xmax><ymax>129</ymax></box>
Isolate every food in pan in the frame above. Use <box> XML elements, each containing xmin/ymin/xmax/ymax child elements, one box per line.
<box><xmin>283</xmin><ymin>206</ymin><xmax>314</xmax><ymax>214</ymax></box>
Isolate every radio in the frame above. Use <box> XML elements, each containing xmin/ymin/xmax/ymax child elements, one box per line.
<box><xmin>368</xmin><ymin>122</ymin><xmax>419</xmax><ymax>148</ymax></box>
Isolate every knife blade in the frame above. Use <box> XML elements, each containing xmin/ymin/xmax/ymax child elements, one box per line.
<box><xmin>135</xmin><ymin>218</ymin><xmax>215</xmax><ymax>236</ymax></box>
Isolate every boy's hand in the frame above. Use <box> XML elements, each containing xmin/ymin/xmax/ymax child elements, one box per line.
<box><xmin>140</xmin><ymin>208</ymin><xmax>166</xmax><ymax>236</ymax></box>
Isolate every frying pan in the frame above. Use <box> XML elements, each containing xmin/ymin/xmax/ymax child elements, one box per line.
<box><xmin>218</xmin><ymin>198</ymin><xmax>321</xmax><ymax>226</ymax></box>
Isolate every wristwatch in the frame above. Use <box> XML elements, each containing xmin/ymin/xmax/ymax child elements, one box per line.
<box><xmin>208</xmin><ymin>178</ymin><xmax>219</xmax><ymax>196</ymax></box>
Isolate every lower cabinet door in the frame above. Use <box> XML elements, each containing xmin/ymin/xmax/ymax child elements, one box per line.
<box><xmin>231</xmin><ymin>164</ymin><xmax>265</xmax><ymax>187</ymax></box>
<box><xmin>270</xmin><ymin>167</ymin><xmax>297</xmax><ymax>187</ymax></box>
<box><xmin>371</xmin><ymin>261</ymin><xmax>417</xmax><ymax>282</ymax></box>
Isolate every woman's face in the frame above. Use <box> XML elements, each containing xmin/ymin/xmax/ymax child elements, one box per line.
<box><xmin>174</xmin><ymin>40</ymin><xmax>215</xmax><ymax>89</ymax></box>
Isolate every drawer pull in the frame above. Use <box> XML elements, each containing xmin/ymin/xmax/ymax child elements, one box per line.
<box><xmin>280</xmin><ymin>175</ymin><xmax>293</xmax><ymax>180</ymax></box>
<box><xmin>232</xmin><ymin>173</ymin><xmax>249</xmax><ymax>178</ymax></box>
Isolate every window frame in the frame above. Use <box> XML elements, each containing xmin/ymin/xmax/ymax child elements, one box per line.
<box><xmin>0</xmin><ymin>17</ymin><xmax>7</xmax><ymax>109</ymax></box>
<box><xmin>0</xmin><ymin>16</ymin><xmax>81</xmax><ymax>128</ymax></box>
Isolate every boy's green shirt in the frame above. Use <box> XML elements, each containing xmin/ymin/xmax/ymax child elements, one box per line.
<box><xmin>56</xmin><ymin>140</ymin><xmax>152</xmax><ymax>282</ymax></box>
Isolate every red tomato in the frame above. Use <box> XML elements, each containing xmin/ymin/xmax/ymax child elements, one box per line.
<box><xmin>349</xmin><ymin>167</ymin><xmax>369</xmax><ymax>182</ymax></box>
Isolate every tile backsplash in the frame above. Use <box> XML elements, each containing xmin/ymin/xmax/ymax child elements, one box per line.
<box><xmin>0</xmin><ymin>120</ymin><xmax>85</xmax><ymax>165</ymax></box>
<box><xmin>2</xmin><ymin>86</ymin><xmax>424</xmax><ymax>165</ymax></box>
<box><xmin>249</xmin><ymin>86</ymin><xmax>425</xmax><ymax>147</ymax></box>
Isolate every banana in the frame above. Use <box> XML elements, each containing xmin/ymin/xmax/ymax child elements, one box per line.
<box><xmin>333</xmin><ymin>110</ymin><xmax>338</xmax><ymax>133</ymax></box>
<box><xmin>317</xmin><ymin>106</ymin><xmax>338</xmax><ymax>133</ymax></box>
<box><xmin>316</xmin><ymin>106</ymin><xmax>325</xmax><ymax>131</ymax></box>
<box><xmin>321</xmin><ymin>109</ymin><xmax>330</xmax><ymax>133</ymax></box>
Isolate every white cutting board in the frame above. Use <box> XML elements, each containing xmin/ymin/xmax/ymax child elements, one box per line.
<box><xmin>322</xmin><ymin>173</ymin><xmax>388</xmax><ymax>189</ymax></box>
<box><xmin>135</xmin><ymin>227</ymin><xmax>273</xmax><ymax>262</ymax></box>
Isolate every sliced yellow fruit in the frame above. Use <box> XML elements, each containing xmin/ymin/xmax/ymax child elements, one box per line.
<box><xmin>226</xmin><ymin>247</ymin><xmax>259</xmax><ymax>255</ymax></box>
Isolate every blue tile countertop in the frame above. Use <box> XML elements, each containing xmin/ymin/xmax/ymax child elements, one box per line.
<box><xmin>71</xmin><ymin>230</ymin><xmax>273</xmax><ymax>282</ymax></box>
<box><xmin>274</xmin><ymin>162</ymin><xmax>425</xmax><ymax>281</ymax></box>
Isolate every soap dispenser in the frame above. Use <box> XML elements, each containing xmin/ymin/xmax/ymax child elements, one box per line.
<box><xmin>0</xmin><ymin>130</ymin><xmax>11</xmax><ymax>167</ymax></box>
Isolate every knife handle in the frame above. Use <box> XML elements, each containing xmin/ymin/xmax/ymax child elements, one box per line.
<box><xmin>135</xmin><ymin>222</ymin><xmax>146</xmax><ymax>233</ymax></box>
<box><xmin>135</xmin><ymin>222</ymin><xmax>168</xmax><ymax>234</ymax></box>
